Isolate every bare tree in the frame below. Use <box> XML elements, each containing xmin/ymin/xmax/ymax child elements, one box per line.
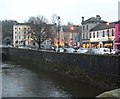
<box><xmin>28</xmin><ymin>15</ymin><xmax>52</xmax><ymax>49</ymax></box>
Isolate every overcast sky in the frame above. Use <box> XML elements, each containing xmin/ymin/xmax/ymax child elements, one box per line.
<box><xmin>0</xmin><ymin>0</ymin><xmax>119</xmax><ymax>25</ymax></box>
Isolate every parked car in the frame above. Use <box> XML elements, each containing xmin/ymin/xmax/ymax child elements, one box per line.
<box><xmin>7</xmin><ymin>44</ymin><xmax>13</xmax><ymax>48</ymax></box>
<box><xmin>64</xmin><ymin>47</ymin><xmax>75</xmax><ymax>53</ymax></box>
<box><xmin>98</xmin><ymin>48</ymin><xmax>110</xmax><ymax>54</ymax></box>
<box><xmin>18</xmin><ymin>46</ymin><xmax>31</xmax><ymax>49</ymax></box>
<box><xmin>115</xmin><ymin>50</ymin><xmax>120</xmax><ymax>55</ymax></box>
<box><xmin>0</xmin><ymin>45</ymin><xmax>3</xmax><ymax>48</ymax></box>
<box><xmin>75</xmin><ymin>48</ymin><xmax>88</xmax><ymax>54</ymax></box>
<box><xmin>41</xmin><ymin>45</ymin><xmax>55</xmax><ymax>51</ymax></box>
<box><xmin>111</xmin><ymin>49</ymin><xmax>120</xmax><ymax>55</ymax></box>
<box><xmin>85</xmin><ymin>48</ymin><xmax>101</xmax><ymax>54</ymax></box>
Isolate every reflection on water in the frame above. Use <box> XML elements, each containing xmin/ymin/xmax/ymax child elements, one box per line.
<box><xmin>2</xmin><ymin>62</ymin><xmax>104</xmax><ymax>97</ymax></box>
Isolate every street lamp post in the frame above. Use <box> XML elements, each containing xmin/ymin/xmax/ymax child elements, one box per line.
<box><xmin>70</xmin><ymin>26</ymin><xmax>74</xmax><ymax>47</ymax></box>
<box><xmin>57</xmin><ymin>16</ymin><xmax>60</xmax><ymax>51</ymax></box>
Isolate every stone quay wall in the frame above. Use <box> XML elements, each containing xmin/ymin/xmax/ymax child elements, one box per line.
<box><xmin>4</xmin><ymin>48</ymin><xmax>120</xmax><ymax>89</ymax></box>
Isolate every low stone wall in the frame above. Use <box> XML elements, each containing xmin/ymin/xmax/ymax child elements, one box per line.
<box><xmin>0</xmin><ymin>48</ymin><xmax>9</xmax><ymax>62</ymax></box>
<box><xmin>7</xmin><ymin>48</ymin><xmax>120</xmax><ymax>90</ymax></box>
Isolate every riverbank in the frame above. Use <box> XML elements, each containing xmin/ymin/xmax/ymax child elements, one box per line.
<box><xmin>2</xmin><ymin>47</ymin><xmax>120</xmax><ymax>90</ymax></box>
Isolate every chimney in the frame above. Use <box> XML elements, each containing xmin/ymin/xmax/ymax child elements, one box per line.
<box><xmin>96</xmin><ymin>15</ymin><xmax>101</xmax><ymax>21</ymax></box>
<box><xmin>82</xmin><ymin>16</ymin><xmax>84</xmax><ymax>22</ymax></box>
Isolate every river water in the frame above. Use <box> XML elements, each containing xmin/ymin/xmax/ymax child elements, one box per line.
<box><xmin>1</xmin><ymin>62</ymin><xmax>105</xmax><ymax>97</ymax></box>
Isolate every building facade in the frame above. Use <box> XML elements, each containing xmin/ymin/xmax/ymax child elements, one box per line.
<box><xmin>13</xmin><ymin>23</ymin><xmax>32</xmax><ymax>47</ymax></box>
<box><xmin>115</xmin><ymin>20</ymin><xmax>120</xmax><ymax>49</ymax></box>
<box><xmin>89</xmin><ymin>23</ymin><xmax>115</xmax><ymax>48</ymax></box>
<box><xmin>118</xmin><ymin>1</ymin><xmax>120</xmax><ymax>20</ymax></box>
<box><xmin>81</xmin><ymin>15</ymin><xmax>107</xmax><ymax>48</ymax></box>
<box><xmin>62</xmin><ymin>25</ymin><xmax>82</xmax><ymax>47</ymax></box>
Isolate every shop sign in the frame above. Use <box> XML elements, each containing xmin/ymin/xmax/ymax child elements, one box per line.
<box><xmin>90</xmin><ymin>37</ymin><xmax>108</xmax><ymax>42</ymax></box>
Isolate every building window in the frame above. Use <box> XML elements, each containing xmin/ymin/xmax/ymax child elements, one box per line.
<box><xmin>86</xmin><ymin>33</ymin><xmax>88</xmax><ymax>39</ymax></box>
<box><xmin>75</xmin><ymin>37</ymin><xmax>76</xmax><ymax>40</ymax></box>
<box><xmin>15</xmin><ymin>40</ymin><xmax>18</xmax><ymax>44</ymax></box>
<box><xmin>112</xmin><ymin>29</ymin><xmax>114</xmax><ymax>36</ymax></box>
<box><xmin>82</xmin><ymin>33</ymin><xmax>84</xmax><ymax>39</ymax></box>
<box><xmin>97</xmin><ymin>32</ymin><xmax>99</xmax><ymax>38</ymax></box>
<box><xmin>119</xmin><ymin>34</ymin><xmax>120</xmax><ymax>41</ymax></box>
<box><xmin>24</xmin><ymin>35</ymin><xmax>26</xmax><ymax>39</ymax></box>
<box><xmin>119</xmin><ymin>25</ymin><xmax>120</xmax><ymax>31</ymax></box>
<box><xmin>89</xmin><ymin>33</ymin><xmax>91</xmax><ymax>38</ymax></box>
<box><xmin>87</xmin><ymin>25</ymin><xmax>88</xmax><ymax>30</ymax></box>
<box><xmin>103</xmin><ymin>31</ymin><xmax>105</xmax><ymax>37</ymax></box>
<box><xmin>107</xmin><ymin>29</ymin><xmax>109</xmax><ymax>37</ymax></box>
<box><xmin>19</xmin><ymin>28</ymin><xmax>20</xmax><ymax>30</ymax></box>
<box><xmin>93</xmin><ymin>32</ymin><xmax>95</xmax><ymax>38</ymax></box>
<box><xmin>83</xmin><ymin>26</ymin><xmax>85</xmax><ymax>31</ymax></box>
<box><xmin>19</xmin><ymin>36</ymin><xmax>20</xmax><ymax>39</ymax></box>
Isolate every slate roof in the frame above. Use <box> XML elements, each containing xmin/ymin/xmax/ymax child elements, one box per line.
<box><xmin>90</xmin><ymin>23</ymin><xmax>115</xmax><ymax>32</ymax></box>
<box><xmin>81</xmin><ymin>17</ymin><xmax>107</xmax><ymax>24</ymax></box>
<box><xmin>15</xmin><ymin>23</ymin><xmax>31</xmax><ymax>25</ymax></box>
